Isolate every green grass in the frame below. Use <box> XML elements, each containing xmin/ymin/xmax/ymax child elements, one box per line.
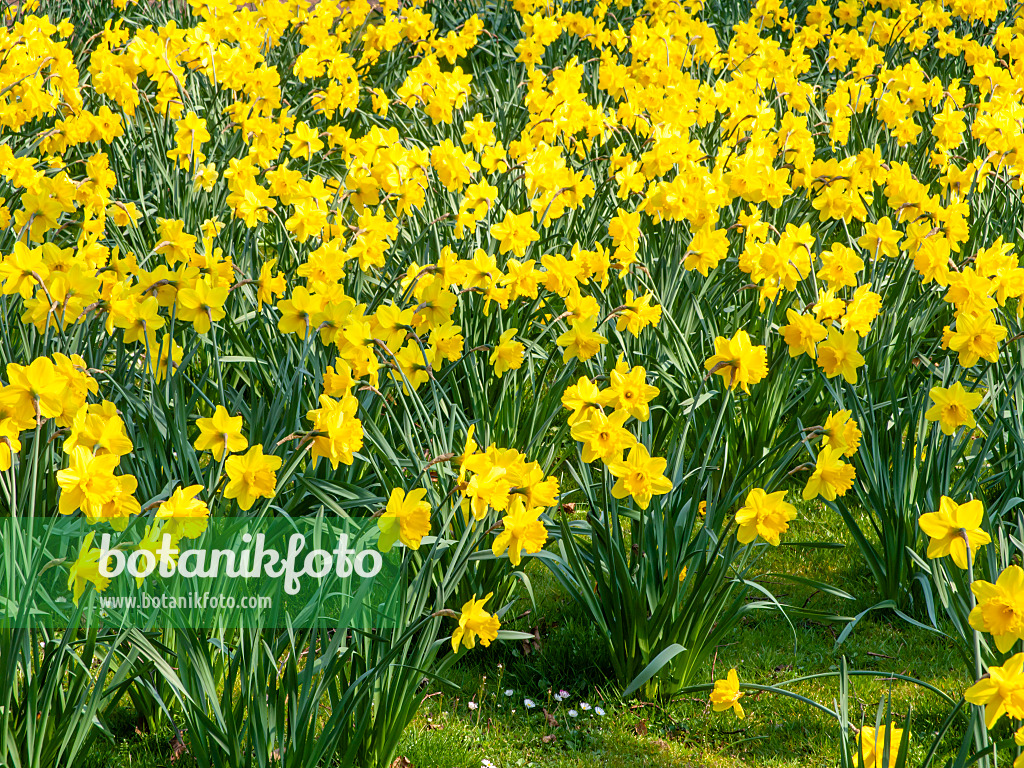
<box><xmin>84</xmin><ymin>501</ymin><xmax>972</xmax><ymax>767</ymax></box>
<box><xmin>396</xmin><ymin>502</ymin><xmax>967</xmax><ymax>767</ymax></box>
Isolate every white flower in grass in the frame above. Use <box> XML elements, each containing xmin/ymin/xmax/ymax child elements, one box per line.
<box><xmin>505</xmin><ymin>689</ymin><xmax>513</xmax><ymax>696</ymax></box>
<box><xmin>568</xmin><ymin>709</ymin><xmax>578</xmax><ymax>718</ymax></box>
<box><xmin>595</xmin><ymin>706</ymin><xmax>606</xmax><ymax>716</ymax></box>
<box><xmin>524</xmin><ymin>698</ymin><xmax>536</xmax><ymax>709</ymax></box>
<box><xmin>580</xmin><ymin>702</ymin><xmax>591</xmax><ymax>710</ymax></box>
<box><xmin>468</xmin><ymin>701</ymin><xmax>478</xmax><ymax>710</ymax></box>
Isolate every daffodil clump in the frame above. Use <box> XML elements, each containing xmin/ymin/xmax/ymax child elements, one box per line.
<box><xmin>1</xmin><ymin>0</ymin><xmax>1016</xmax><ymax>585</ymax></box>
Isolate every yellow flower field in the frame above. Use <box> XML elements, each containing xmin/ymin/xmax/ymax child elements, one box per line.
<box><xmin>2</xmin><ymin>0</ymin><xmax>1024</xmax><ymax>764</ymax></box>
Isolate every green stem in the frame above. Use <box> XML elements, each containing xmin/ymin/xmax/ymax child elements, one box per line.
<box><xmin>963</xmin><ymin>528</ymin><xmax>989</xmax><ymax>766</ymax></box>
<box><xmin>673</xmin><ymin>681</ymin><xmax>844</xmax><ymax>727</ymax></box>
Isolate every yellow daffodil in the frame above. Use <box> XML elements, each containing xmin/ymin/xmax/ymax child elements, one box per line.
<box><xmin>155</xmin><ymin>484</ymin><xmax>210</xmax><ymax>540</ymax></box>
<box><xmin>854</xmin><ymin>725</ymin><xmax>905</xmax><ymax>768</ymax></box>
<box><xmin>710</xmin><ymin>669</ymin><xmax>744</xmax><ymax>718</ymax></box>
<box><xmin>194</xmin><ymin>405</ymin><xmax>247</xmax><ymax>461</ymax></box>
<box><xmin>556</xmin><ymin>317</ymin><xmax>607</xmax><ymax>363</ymax></box>
<box><xmin>570</xmin><ymin>409</ymin><xmax>634</xmax><ymax>464</ymax></box>
<box><xmin>607</xmin><ymin>442</ymin><xmax>673</xmax><ymax>510</ymax></box>
<box><xmin>489</xmin><ymin>328</ymin><xmax>525</xmax><ymax>378</ymax></box>
<box><xmin>965</xmin><ymin>652</ymin><xmax>1024</xmax><ymax>729</ymax></box>
<box><xmin>821</xmin><ymin>410</ymin><xmax>862</xmax><ymax>458</ymax></box>
<box><xmin>781</xmin><ymin>309</ymin><xmax>828</xmax><ymax>359</ymax></box>
<box><xmin>925</xmin><ymin>382</ymin><xmax>984</xmax><ymax>435</ymax></box>
<box><xmin>599</xmin><ymin>364</ymin><xmax>659</xmax><ymax>421</ymax></box>
<box><xmin>451</xmin><ymin>593</ymin><xmax>501</xmax><ymax>653</ymax></box>
<box><xmin>802</xmin><ymin>446</ymin><xmax>856</xmax><ymax>502</ymax></box>
<box><xmin>491</xmin><ymin>506</ymin><xmax>547</xmax><ymax>566</ymax></box>
<box><xmin>816</xmin><ymin>328</ymin><xmax>865</xmax><ymax>384</ymax></box>
<box><xmin>224</xmin><ymin>445</ymin><xmax>282</xmax><ymax>511</ymax></box>
<box><xmin>704</xmin><ymin>330</ymin><xmax>768</xmax><ymax>394</ymax></box>
<box><xmin>919</xmin><ymin>496</ymin><xmax>990</xmax><ymax>569</ymax></box>
<box><xmin>735</xmin><ymin>488</ymin><xmax>797</xmax><ymax>546</ymax></box>
<box><xmin>67</xmin><ymin>531</ymin><xmax>111</xmax><ymax>606</ymax></box>
<box><xmin>378</xmin><ymin>487</ymin><xmax>432</xmax><ymax>552</ymax></box>
<box><xmin>970</xmin><ymin>566</ymin><xmax>1024</xmax><ymax>653</ymax></box>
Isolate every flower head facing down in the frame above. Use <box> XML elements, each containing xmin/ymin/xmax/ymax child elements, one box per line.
<box><xmin>919</xmin><ymin>496</ymin><xmax>990</xmax><ymax>569</ymax></box>
<box><xmin>709</xmin><ymin>668</ymin><xmax>744</xmax><ymax>718</ymax></box>
<box><xmin>451</xmin><ymin>593</ymin><xmax>501</xmax><ymax>653</ymax></box>
<box><xmin>0</xmin><ymin>357</ymin><xmax>65</xmax><ymax>421</ymax></box>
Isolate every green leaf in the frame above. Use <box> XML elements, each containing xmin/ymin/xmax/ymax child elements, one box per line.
<box><xmin>622</xmin><ymin>644</ymin><xmax>687</xmax><ymax>700</ymax></box>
